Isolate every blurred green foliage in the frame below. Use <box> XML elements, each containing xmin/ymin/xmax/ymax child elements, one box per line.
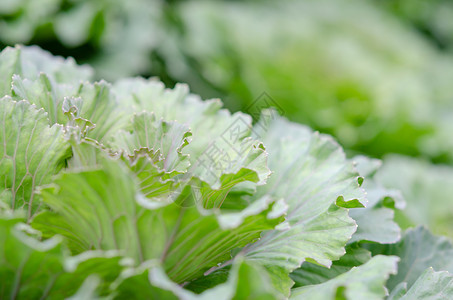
<box><xmin>159</xmin><ymin>0</ymin><xmax>453</xmax><ymax>162</ymax></box>
<box><xmin>376</xmin><ymin>0</ymin><xmax>453</xmax><ymax>51</ymax></box>
<box><xmin>0</xmin><ymin>0</ymin><xmax>162</xmax><ymax>79</ymax></box>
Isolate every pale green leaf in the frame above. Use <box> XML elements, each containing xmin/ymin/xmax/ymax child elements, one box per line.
<box><xmin>368</xmin><ymin>226</ymin><xmax>453</xmax><ymax>292</ymax></box>
<box><xmin>388</xmin><ymin>282</ymin><xmax>408</xmax><ymax>300</ymax></box>
<box><xmin>290</xmin><ymin>245</ymin><xmax>372</xmax><ymax>288</ymax></box>
<box><xmin>348</xmin><ymin>156</ymin><xmax>403</xmax><ymax>244</ymax></box>
<box><xmin>376</xmin><ymin>155</ymin><xmax>453</xmax><ymax>238</ymax></box>
<box><xmin>242</xmin><ymin>114</ymin><xmax>365</xmax><ymax>273</ymax></box>
<box><xmin>112</xmin><ymin>257</ymin><xmax>284</xmax><ymax>300</ymax></box>
<box><xmin>65</xmin><ymin>81</ymin><xmax>127</xmax><ymax>141</ymax></box>
<box><xmin>12</xmin><ymin>73</ymin><xmax>78</xmax><ymax>125</ymax></box>
<box><xmin>32</xmin><ymin>157</ymin><xmax>284</xmax><ymax>283</ymax></box>
<box><xmin>290</xmin><ymin>255</ymin><xmax>399</xmax><ymax>300</ymax></box>
<box><xmin>110</xmin><ymin>111</ymin><xmax>191</xmax><ymax>175</ymax></box>
<box><xmin>112</xmin><ymin>79</ymin><xmax>271</xmax><ymax>208</ymax></box>
<box><xmin>12</xmin><ymin>72</ymin><xmax>126</xmax><ymax>142</ymax></box>
<box><xmin>0</xmin><ymin>215</ymin><xmax>125</xmax><ymax>299</ymax></box>
<box><xmin>397</xmin><ymin>268</ymin><xmax>453</xmax><ymax>300</ymax></box>
<box><xmin>0</xmin><ymin>97</ymin><xmax>70</xmax><ymax>219</ymax></box>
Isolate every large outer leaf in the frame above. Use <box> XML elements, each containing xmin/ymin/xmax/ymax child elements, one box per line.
<box><xmin>0</xmin><ymin>215</ymin><xmax>125</xmax><ymax>299</ymax></box>
<box><xmin>32</xmin><ymin>157</ymin><xmax>284</xmax><ymax>284</ymax></box>
<box><xmin>290</xmin><ymin>157</ymin><xmax>404</xmax><ymax>288</ymax></box>
<box><xmin>238</xmin><ymin>114</ymin><xmax>365</xmax><ymax>294</ymax></box>
<box><xmin>290</xmin><ymin>255</ymin><xmax>399</xmax><ymax>300</ymax></box>
<box><xmin>392</xmin><ymin>268</ymin><xmax>453</xmax><ymax>300</ymax></box>
<box><xmin>369</xmin><ymin>226</ymin><xmax>453</xmax><ymax>292</ymax></box>
<box><xmin>348</xmin><ymin>155</ymin><xmax>403</xmax><ymax>244</ymax></box>
<box><xmin>0</xmin><ymin>98</ymin><xmax>70</xmax><ymax>219</ymax></box>
<box><xmin>112</xmin><ymin>257</ymin><xmax>284</xmax><ymax>300</ymax></box>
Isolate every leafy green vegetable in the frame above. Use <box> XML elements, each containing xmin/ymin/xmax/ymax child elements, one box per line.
<box><xmin>33</xmin><ymin>157</ymin><xmax>283</xmax><ymax>284</ymax></box>
<box><xmin>1</xmin><ymin>45</ymin><xmax>452</xmax><ymax>299</ymax></box>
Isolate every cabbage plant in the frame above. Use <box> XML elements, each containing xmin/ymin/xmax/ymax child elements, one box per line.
<box><xmin>1</xmin><ymin>45</ymin><xmax>452</xmax><ymax>299</ymax></box>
